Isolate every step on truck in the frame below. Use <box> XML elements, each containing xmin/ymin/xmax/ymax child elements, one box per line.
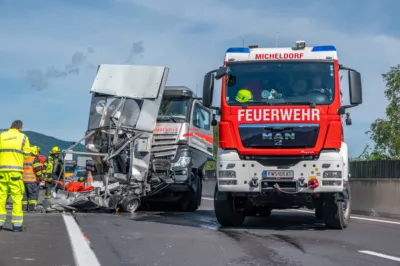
<box><xmin>202</xmin><ymin>41</ymin><xmax>363</xmax><ymax>229</ymax></box>
<box><xmin>54</xmin><ymin>64</ymin><xmax>213</xmax><ymax>213</ymax></box>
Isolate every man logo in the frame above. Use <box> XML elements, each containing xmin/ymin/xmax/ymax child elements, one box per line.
<box><xmin>262</xmin><ymin>132</ymin><xmax>295</xmax><ymax>145</ymax></box>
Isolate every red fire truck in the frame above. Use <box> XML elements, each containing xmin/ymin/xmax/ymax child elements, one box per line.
<box><xmin>202</xmin><ymin>41</ymin><xmax>363</xmax><ymax>229</ymax></box>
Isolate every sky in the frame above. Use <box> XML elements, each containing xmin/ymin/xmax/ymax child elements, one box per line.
<box><xmin>1</xmin><ymin>0</ymin><xmax>399</xmax><ymax>157</ymax></box>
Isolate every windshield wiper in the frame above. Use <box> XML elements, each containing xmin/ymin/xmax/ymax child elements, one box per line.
<box><xmin>239</xmin><ymin>102</ymin><xmax>273</xmax><ymax>109</ymax></box>
<box><xmin>157</xmin><ymin>115</ymin><xmax>177</xmax><ymax>122</ymax></box>
<box><xmin>281</xmin><ymin>101</ymin><xmax>316</xmax><ymax>108</ymax></box>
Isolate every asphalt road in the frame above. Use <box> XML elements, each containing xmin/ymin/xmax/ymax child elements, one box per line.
<box><xmin>3</xmin><ymin>189</ymin><xmax>400</xmax><ymax>265</ymax></box>
<box><xmin>75</xmin><ymin>198</ymin><xmax>400</xmax><ymax>266</ymax></box>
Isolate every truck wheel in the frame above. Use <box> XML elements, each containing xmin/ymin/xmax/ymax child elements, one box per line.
<box><xmin>120</xmin><ymin>198</ymin><xmax>140</xmax><ymax>213</ymax></box>
<box><xmin>214</xmin><ymin>184</ymin><xmax>245</xmax><ymax>226</ymax></box>
<box><xmin>197</xmin><ymin>177</ymin><xmax>203</xmax><ymax>207</ymax></box>
<box><xmin>324</xmin><ymin>184</ymin><xmax>351</xmax><ymax>229</ymax></box>
<box><xmin>180</xmin><ymin>174</ymin><xmax>200</xmax><ymax>212</ymax></box>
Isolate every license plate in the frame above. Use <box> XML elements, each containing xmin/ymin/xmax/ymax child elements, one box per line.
<box><xmin>262</xmin><ymin>170</ymin><xmax>294</xmax><ymax>179</ymax></box>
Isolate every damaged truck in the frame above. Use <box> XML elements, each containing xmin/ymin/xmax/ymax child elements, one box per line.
<box><xmin>44</xmin><ymin>64</ymin><xmax>214</xmax><ymax>213</ymax></box>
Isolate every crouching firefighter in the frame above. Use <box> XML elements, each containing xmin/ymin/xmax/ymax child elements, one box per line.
<box><xmin>43</xmin><ymin>146</ymin><xmax>63</xmax><ymax>199</ymax></box>
<box><xmin>22</xmin><ymin>146</ymin><xmax>43</xmax><ymax>211</ymax></box>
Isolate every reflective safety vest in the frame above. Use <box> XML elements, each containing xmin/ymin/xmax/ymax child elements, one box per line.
<box><xmin>23</xmin><ymin>156</ymin><xmax>37</xmax><ymax>182</ymax></box>
<box><xmin>0</xmin><ymin>129</ymin><xmax>31</xmax><ymax>172</ymax></box>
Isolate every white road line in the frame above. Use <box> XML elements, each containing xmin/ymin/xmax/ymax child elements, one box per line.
<box><xmin>201</xmin><ymin>197</ymin><xmax>400</xmax><ymax>225</ymax></box>
<box><xmin>358</xmin><ymin>250</ymin><xmax>400</xmax><ymax>262</ymax></box>
<box><xmin>62</xmin><ymin>214</ymin><xmax>101</xmax><ymax>266</ymax></box>
<box><xmin>286</xmin><ymin>209</ymin><xmax>400</xmax><ymax>225</ymax></box>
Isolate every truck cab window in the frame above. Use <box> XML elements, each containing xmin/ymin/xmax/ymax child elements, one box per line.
<box><xmin>158</xmin><ymin>98</ymin><xmax>189</xmax><ymax>121</ymax></box>
<box><xmin>193</xmin><ymin>103</ymin><xmax>211</xmax><ymax>130</ymax></box>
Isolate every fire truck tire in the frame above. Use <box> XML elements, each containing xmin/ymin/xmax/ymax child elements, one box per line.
<box><xmin>214</xmin><ymin>184</ymin><xmax>245</xmax><ymax>226</ymax></box>
<box><xmin>324</xmin><ymin>184</ymin><xmax>351</xmax><ymax>229</ymax></box>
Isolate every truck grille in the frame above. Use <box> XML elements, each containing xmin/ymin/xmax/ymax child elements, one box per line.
<box><xmin>239</xmin><ymin>123</ymin><xmax>320</xmax><ymax>149</ymax></box>
<box><xmin>152</xmin><ymin>133</ymin><xmax>179</xmax><ymax>146</ymax></box>
<box><xmin>151</xmin><ymin>144</ymin><xmax>178</xmax><ymax>160</ymax></box>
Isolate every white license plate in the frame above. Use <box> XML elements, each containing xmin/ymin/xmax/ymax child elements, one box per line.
<box><xmin>262</xmin><ymin>170</ymin><xmax>294</xmax><ymax>178</ymax></box>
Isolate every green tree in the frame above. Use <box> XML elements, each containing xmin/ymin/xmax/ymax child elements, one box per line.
<box><xmin>351</xmin><ymin>145</ymin><xmax>389</xmax><ymax>161</ymax></box>
<box><xmin>366</xmin><ymin>65</ymin><xmax>400</xmax><ymax>159</ymax></box>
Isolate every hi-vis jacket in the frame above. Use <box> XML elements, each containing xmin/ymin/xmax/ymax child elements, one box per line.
<box><xmin>0</xmin><ymin>129</ymin><xmax>31</xmax><ymax>172</ymax></box>
<box><xmin>44</xmin><ymin>156</ymin><xmax>63</xmax><ymax>177</ymax></box>
<box><xmin>23</xmin><ymin>156</ymin><xmax>43</xmax><ymax>183</ymax></box>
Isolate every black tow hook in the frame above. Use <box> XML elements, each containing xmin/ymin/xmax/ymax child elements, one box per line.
<box><xmin>249</xmin><ymin>177</ymin><xmax>259</xmax><ymax>188</ymax></box>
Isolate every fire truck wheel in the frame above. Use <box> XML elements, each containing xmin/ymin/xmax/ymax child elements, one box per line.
<box><xmin>324</xmin><ymin>184</ymin><xmax>351</xmax><ymax>229</ymax></box>
<box><xmin>214</xmin><ymin>184</ymin><xmax>245</xmax><ymax>226</ymax></box>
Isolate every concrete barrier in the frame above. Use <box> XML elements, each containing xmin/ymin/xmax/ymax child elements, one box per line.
<box><xmin>202</xmin><ymin>178</ymin><xmax>400</xmax><ymax>219</ymax></box>
<box><xmin>350</xmin><ymin>178</ymin><xmax>400</xmax><ymax>219</ymax></box>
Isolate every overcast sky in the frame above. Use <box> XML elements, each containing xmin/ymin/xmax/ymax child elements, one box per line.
<box><xmin>1</xmin><ymin>0</ymin><xmax>399</xmax><ymax>157</ymax></box>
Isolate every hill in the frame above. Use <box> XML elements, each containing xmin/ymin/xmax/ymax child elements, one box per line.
<box><xmin>0</xmin><ymin>129</ymin><xmax>87</xmax><ymax>158</ymax></box>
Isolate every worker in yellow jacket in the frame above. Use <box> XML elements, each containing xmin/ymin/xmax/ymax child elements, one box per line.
<box><xmin>22</xmin><ymin>146</ymin><xmax>43</xmax><ymax>212</ymax></box>
<box><xmin>43</xmin><ymin>146</ymin><xmax>63</xmax><ymax>199</ymax></box>
<box><xmin>0</xmin><ymin>120</ymin><xmax>31</xmax><ymax>232</ymax></box>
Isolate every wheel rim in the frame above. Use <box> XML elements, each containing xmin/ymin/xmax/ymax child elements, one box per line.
<box><xmin>127</xmin><ymin>200</ymin><xmax>139</xmax><ymax>213</ymax></box>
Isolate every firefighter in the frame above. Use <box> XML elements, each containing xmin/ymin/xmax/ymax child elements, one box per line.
<box><xmin>22</xmin><ymin>146</ymin><xmax>43</xmax><ymax>212</ymax></box>
<box><xmin>0</xmin><ymin>120</ymin><xmax>31</xmax><ymax>232</ymax></box>
<box><xmin>43</xmin><ymin>146</ymin><xmax>63</xmax><ymax>199</ymax></box>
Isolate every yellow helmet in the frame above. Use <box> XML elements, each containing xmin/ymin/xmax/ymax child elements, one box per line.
<box><xmin>31</xmin><ymin>146</ymin><xmax>39</xmax><ymax>156</ymax></box>
<box><xmin>235</xmin><ymin>89</ymin><xmax>253</xmax><ymax>103</ymax></box>
<box><xmin>51</xmin><ymin>146</ymin><xmax>60</xmax><ymax>154</ymax></box>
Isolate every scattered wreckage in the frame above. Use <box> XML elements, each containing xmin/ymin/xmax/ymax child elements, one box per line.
<box><xmin>43</xmin><ymin>64</ymin><xmax>214</xmax><ymax>213</ymax></box>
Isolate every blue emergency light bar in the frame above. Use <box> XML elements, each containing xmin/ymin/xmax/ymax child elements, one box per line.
<box><xmin>226</xmin><ymin>45</ymin><xmax>336</xmax><ymax>53</ymax></box>
<box><xmin>311</xmin><ymin>45</ymin><xmax>336</xmax><ymax>52</ymax></box>
<box><xmin>226</xmin><ymin>47</ymin><xmax>250</xmax><ymax>53</ymax></box>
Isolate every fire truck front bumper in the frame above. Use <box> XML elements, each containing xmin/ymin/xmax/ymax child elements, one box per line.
<box><xmin>216</xmin><ymin>149</ymin><xmax>346</xmax><ymax>194</ymax></box>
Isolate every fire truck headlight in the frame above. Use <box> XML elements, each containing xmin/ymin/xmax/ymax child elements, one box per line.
<box><xmin>172</xmin><ymin>157</ymin><xmax>191</xmax><ymax>168</ymax></box>
<box><xmin>323</xmin><ymin>171</ymin><xmax>342</xmax><ymax>179</ymax></box>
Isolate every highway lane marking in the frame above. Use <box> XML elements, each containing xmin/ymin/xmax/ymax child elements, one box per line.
<box><xmin>63</xmin><ymin>214</ymin><xmax>101</xmax><ymax>266</ymax></box>
<box><xmin>358</xmin><ymin>250</ymin><xmax>400</xmax><ymax>262</ymax></box>
<box><xmin>201</xmin><ymin>197</ymin><xmax>400</xmax><ymax>225</ymax></box>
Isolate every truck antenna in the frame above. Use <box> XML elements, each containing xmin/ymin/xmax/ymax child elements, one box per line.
<box><xmin>242</xmin><ymin>38</ymin><xmax>245</xmax><ymax>47</ymax></box>
<box><xmin>196</xmin><ymin>84</ymin><xmax>198</xmax><ymax>96</ymax></box>
<box><xmin>276</xmin><ymin>32</ymin><xmax>279</xmax><ymax>47</ymax></box>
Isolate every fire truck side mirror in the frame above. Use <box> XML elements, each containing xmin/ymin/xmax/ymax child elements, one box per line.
<box><xmin>348</xmin><ymin>70</ymin><xmax>362</xmax><ymax>105</ymax></box>
<box><xmin>203</xmin><ymin>71</ymin><xmax>215</xmax><ymax>107</ymax></box>
<box><xmin>215</xmin><ymin>66</ymin><xmax>229</xmax><ymax>80</ymax></box>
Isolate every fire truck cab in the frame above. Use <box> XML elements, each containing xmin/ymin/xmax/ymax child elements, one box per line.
<box><xmin>202</xmin><ymin>41</ymin><xmax>363</xmax><ymax>229</ymax></box>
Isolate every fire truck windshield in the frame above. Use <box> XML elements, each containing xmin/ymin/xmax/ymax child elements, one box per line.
<box><xmin>157</xmin><ymin>97</ymin><xmax>190</xmax><ymax>122</ymax></box>
<box><xmin>225</xmin><ymin>61</ymin><xmax>335</xmax><ymax>106</ymax></box>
